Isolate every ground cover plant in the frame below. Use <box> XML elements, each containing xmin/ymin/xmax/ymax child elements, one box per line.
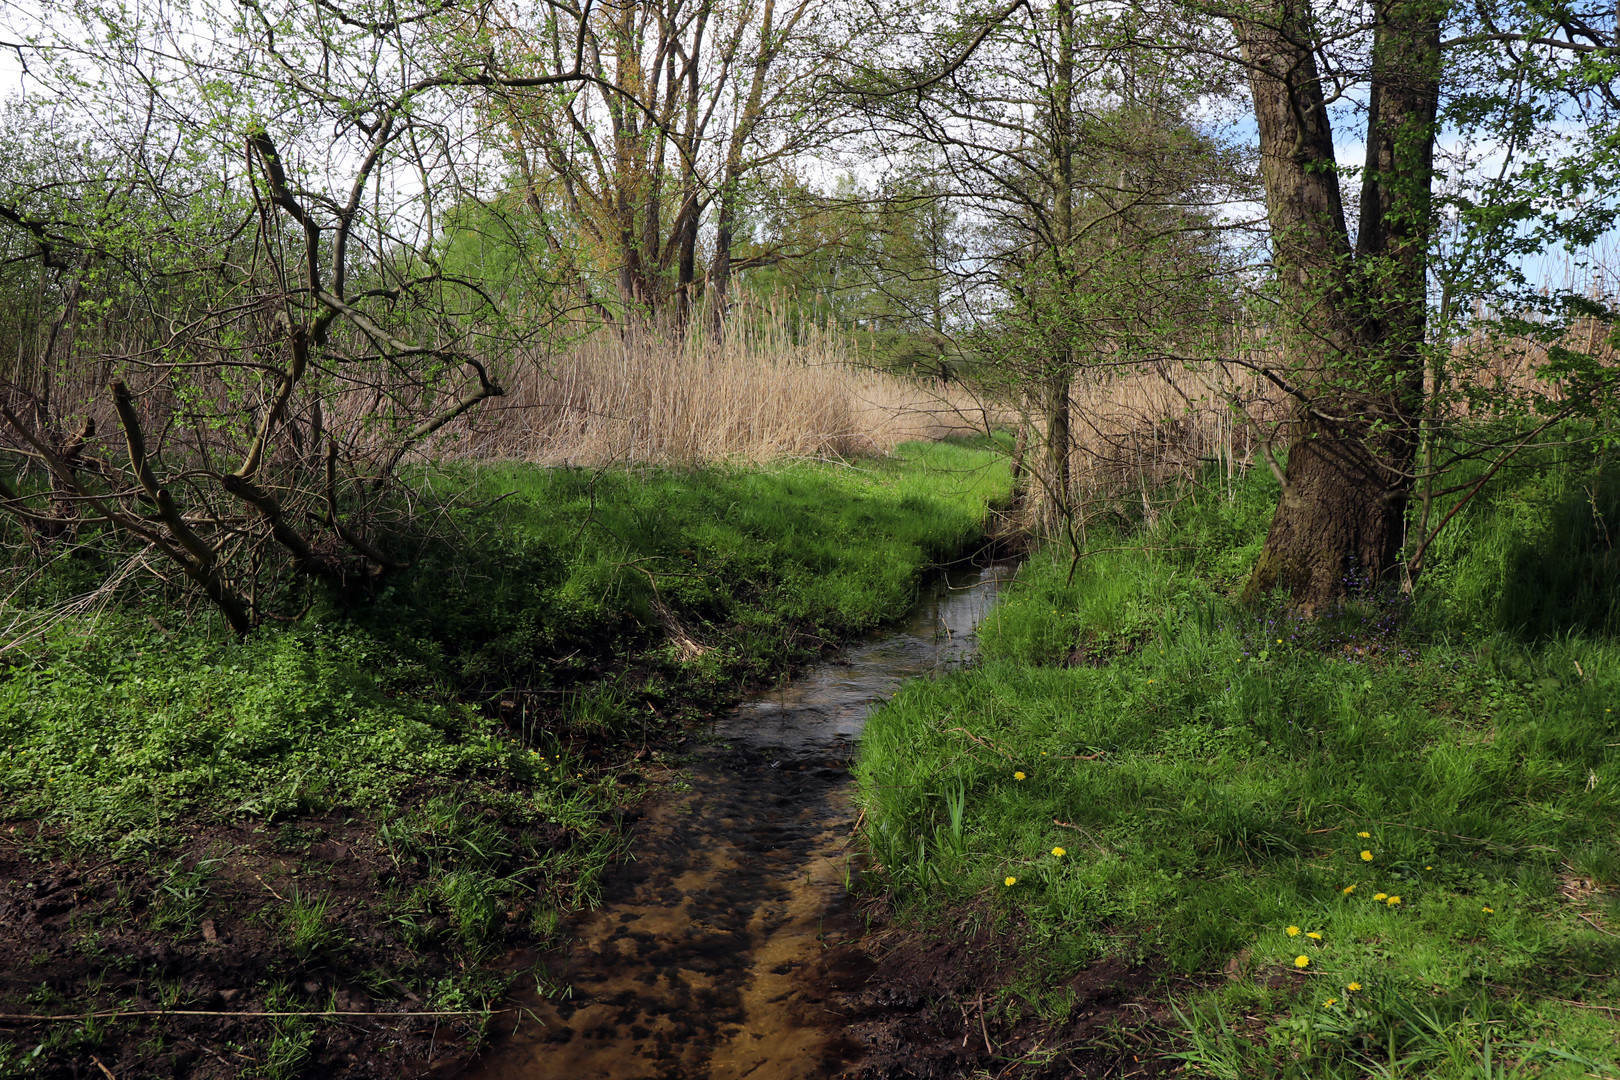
<box><xmin>853</xmin><ymin>441</ymin><xmax>1620</xmax><ymax>1077</ymax></box>
<box><xmin>0</xmin><ymin>438</ymin><xmax>1009</xmax><ymax>1078</ymax></box>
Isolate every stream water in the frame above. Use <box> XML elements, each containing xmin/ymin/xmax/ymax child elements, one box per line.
<box><xmin>468</xmin><ymin>560</ymin><xmax>1015</xmax><ymax>1080</ymax></box>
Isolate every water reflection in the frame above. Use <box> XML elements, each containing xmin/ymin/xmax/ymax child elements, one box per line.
<box><xmin>717</xmin><ymin>561</ymin><xmax>1016</xmax><ymax>750</ymax></box>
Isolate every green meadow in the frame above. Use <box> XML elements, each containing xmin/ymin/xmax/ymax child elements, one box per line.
<box><xmin>855</xmin><ymin>445</ymin><xmax>1620</xmax><ymax>1077</ymax></box>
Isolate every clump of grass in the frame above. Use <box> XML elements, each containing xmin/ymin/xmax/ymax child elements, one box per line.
<box><xmin>258</xmin><ymin>981</ymin><xmax>315</xmax><ymax>1080</ymax></box>
<box><xmin>150</xmin><ymin>856</ymin><xmax>222</xmax><ymax>936</ymax></box>
<box><xmin>855</xmin><ymin>448</ymin><xmax>1620</xmax><ymax>1076</ymax></box>
<box><xmin>435</xmin><ymin>871</ymin><xmax>506</xmax><ymax>957</ymax></box>
<box><xmin>282</xmin><ymin>889</ymin><xmax>338</xmax><ymax>960</ymax></box>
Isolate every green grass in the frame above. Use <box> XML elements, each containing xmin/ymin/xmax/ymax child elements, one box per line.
<box><xmin>370</xmin><ymin>437</ymin><xmax>1012</xmax><ymax>710</ymax></box>
<box><xmin>854</xmin><ymin>447</ymin><xmax>1620</xmax><ymax>1077</ymax></box>
<box><xmin>0</xmin><ymin>438</ymin><xmax>1007</xmax><ymax>850</ymax></box>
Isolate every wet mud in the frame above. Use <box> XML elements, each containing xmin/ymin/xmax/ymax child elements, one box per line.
<box><xmin>468</xmin><ymin>564</ymin><xmax>1014</xmax><ymax>1080</ymax></box>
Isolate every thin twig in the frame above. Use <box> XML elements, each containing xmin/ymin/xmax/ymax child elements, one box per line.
<box><xmin>1372</xmin><ymin>820</ymin><xmax>1556</xmax><ymax>852</ymax></box>
<box><xmin>253</xmin><ymin>873</ymin><xmax>288</xmax><ymax>902</ymax></box>
<box><xmin>90</xmin><ymin>1057</ymin><xmax>115</xmax><ymax>1080</ymax></box>
<box><xmin>0</xmin><ymin>1008</ymin><xmax>508</xmax><ymax>1023</ymax></box>
<box><xmin>1579</xmin><ymin>912</ymin><xmax>1618</xmax><ymax>938</ymax></box>
<box><xmin>1053</xmin><ymin>818</ymin><xmax>1108</xmax><ymax>852</ymax></box>
<box><xmin>945</xmin><ymin>727</ymin><xmax>1009</xmax><ymax>757</ymax></box>
<box><xmin>1485</xmin><ymin>983</ymin><xmax>1620</xmax><ymax>1015</ymax></box>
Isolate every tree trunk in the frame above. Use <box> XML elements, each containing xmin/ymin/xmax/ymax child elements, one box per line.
<box><xmin>1237</xmin><ymin>0</ymin><xmax>1441</xmax><ymax>610</ymax></box>
<box><xmin>1040</xmin><ymin>371</ymin><xmax>1072</xmax><ymax>535</ymax></box>
<box><xmin>706</xmin><ymin>0</ymin><xmax>777</xmax><ymax>337</ymax></box>
<box><xmin>1246</xmin><ymin>421</ymin><xmax>1412</xmax><ymax>607</ymax></box>
<box><xmin>1038</xmin><ymin>0</ymin><xmax>1075</xmax><ymax>538</ymax></box>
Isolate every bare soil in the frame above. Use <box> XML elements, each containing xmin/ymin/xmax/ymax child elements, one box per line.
<box><xmin>0</xmin><ymin>802</ymin><xmax>578</xmax><ymax>1079</ymax></box>
<box><xmin>836</xmin><ymin>921</ymin><xmax>1180</xmax><ymax>1079</ymax></box>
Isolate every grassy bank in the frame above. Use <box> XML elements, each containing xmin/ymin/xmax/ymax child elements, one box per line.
<box><xmin>0</xmin><ymin>439</ymin><xmax>1009</xmax><ymax>1077</ymax></box>
<box><xmin>854</xmin><ymin>449</ymin><xmax>1620</xmax><ymax>1077</ymax></box>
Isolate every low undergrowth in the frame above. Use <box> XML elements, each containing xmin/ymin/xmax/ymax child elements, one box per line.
<box><xmin>854</xmin><ymin>446</ymin><xmax>1620</xmax><ymax>1078</ymax></box>
<box><xmin>0</xmin><ymin>438</ymin><xmax>1010</xmax><ymax>1077</ymax></box>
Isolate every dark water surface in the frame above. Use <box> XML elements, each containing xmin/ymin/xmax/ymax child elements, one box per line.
<box><xmin>468</xmin><ymin>562</ymin><xmax>1015</xmax><ymax>1080</ymax></box>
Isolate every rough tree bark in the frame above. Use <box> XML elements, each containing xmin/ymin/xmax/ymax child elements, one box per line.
<box><xmin>1236</xmin><ymin>0</ymin><xmax>1442</xmax><ymax>610</ymax></box>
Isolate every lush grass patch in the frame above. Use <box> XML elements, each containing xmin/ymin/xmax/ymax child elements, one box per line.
<box><xmin>0</xmin><ymin>438</ymin><xmax>1009</xmax><ymax>1075</ymax></box>
<box><xmin>2</xmin><ymin>438</ymin><xmax>1007</xmax><ymax>849</ymax></box>
<box><xmin>373</xmin><ymin>436</ymin><xmax>1013</xmax><ymax>713</ymax></box>
<box><xmin>854</xmin><ymin>452</ymin><xmax>1620</xmax><ymax>1077</ymax></box>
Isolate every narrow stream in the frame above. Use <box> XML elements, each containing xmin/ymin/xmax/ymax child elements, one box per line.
<box><xmin>469</xmin><ymin>561</ymin><xmax>1015</xmax><ymax>1080</ymax></box>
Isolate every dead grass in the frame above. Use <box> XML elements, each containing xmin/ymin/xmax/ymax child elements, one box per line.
<box><xmin>1058</xmin><ymin>311</ymin><xmax>1618</xmax><ymax>520</ymax></box>
<box><xmin>458</xmin><ymin>321</ymin><xmax>1007</xmax><ymax>465</ymax></box>
<box><xmin>1066</xmin><ymin>357</ymin><xmax>1280</xmax><ymax>499</ymax></box>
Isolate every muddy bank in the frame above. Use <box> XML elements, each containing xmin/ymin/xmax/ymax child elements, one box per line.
<box><xmin>840</xmin><ymin>928</ymin><xmax>1177</xmax><ymax>1079</ymax></box>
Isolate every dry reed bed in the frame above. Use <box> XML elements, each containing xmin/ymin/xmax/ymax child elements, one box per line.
<box><xmin>461</xmin><ymin>327</ymin><xmax>1005</xmax><ymax>465</ymax></box>
<box><xmin>1065</xmin><ymin>316</ymin><xmax>1619</xmax><ymax>506</ymax></box>
<box><xmin>1066</xmin><ymin>359</ymin><xmax>1280</xmax><ymax>497</ymax></box>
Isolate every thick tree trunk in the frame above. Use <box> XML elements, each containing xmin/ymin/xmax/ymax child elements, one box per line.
<box><xmin>1246</xmin><ymin>420</ymin><xmax>1411</xmax><ymax>606</ymax></box>
<box><xmin>1236</xmin><ymin>0</ymin><xmax>1441</xmax><ymax>610</ymax></box>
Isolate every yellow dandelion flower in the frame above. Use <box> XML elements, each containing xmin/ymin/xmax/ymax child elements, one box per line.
<box><xmin>1305</xmin><ymin>931</ymin><xmax>1322</xmax><ymax>940</ymax></box>
<box><xmin>1322</xmin><ymin>997</ymin><xmax>1337</xmax><ymax>1008</ymax></box>
<box><xmin>1342</xmin><ymin>884</ymin><xmax>1356</xmax><ymax>895</ymax></box>
<box><xmin>1360</xmin><ymin>850</ymin><xmax>1374</xmax><ymax>862</ymax></box>
<box><xmin>1424</xmin><ymin>865</ymin><xmax>1432</xmax><ymax>870</ymax></box>
<box><xmin>1385</xmin><ymin>895</ymin><xmax>1401</xmax><ymax>906</ymax></box>
<box><xmin>1481</xmin><ymin>906</ymin><xmax>1494</xmax><ymax>914</ymax></box>
<box><xmin>1346</xmin><ymin>982</ymin><xmax>1362</xmax><ymax>992</ymax></box>
<box><xmin>1286</xmin><ymin>925</ymin><xmax>1301</xmax><ymax>937</ymax></box>
<box><xmin>1357</xmin><ymin>831</ymin><xmax>1371</xmax><ymax>838</ymax></box>
<box><xmin>1051</xmin><ymin>846</ymin><xmax>1066</xmax><ymax>858</ymax></box>
<box><xmin>1004</xmin><ymin>876</ymin><xmax>1018</xmax><ymax>887</ymax></box>
<box><xmin>1014</xmin><ymin>771</ymin><xmax>1026</xmax><ymax>781</ymax></box>
<box><xmin>1294</xmin><ymin>955</ymin><xmax>1310</xmax><ymax>969</ymax></box>
<box><xmin>1374</xmin><ymin>892</ymin><xmax>1388</xmax><ymax>901</ymax></box>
